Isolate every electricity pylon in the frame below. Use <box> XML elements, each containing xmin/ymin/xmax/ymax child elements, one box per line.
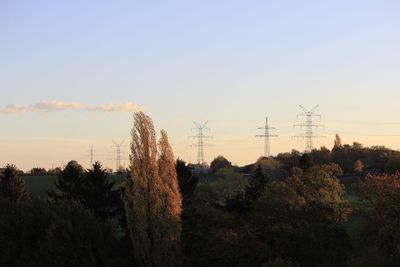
<box><xmin>112</xmin><ymin>140</ymin><xmax>126</xmax><ymax>172</ymax></box>
<box><xmin>86</xmin><ymin>146</ymin><xmax>95</xmax><ymax>167</ymax></box>
<box><xmin>256</xmin><ymin>116</ymin><xmax>278</xmax><ymax>157</ymax></box>
<box><xmin>190</xmin><ymin>121</ymin><xmax>212</xmax><ymax>166</ymax></box>
<box><xmin>293</xmin><ymin>105</ymin><xmax>325</xmax><ymax>152</ymax></box>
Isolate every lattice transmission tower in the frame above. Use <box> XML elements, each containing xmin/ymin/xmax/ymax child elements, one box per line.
<box><xmin>293</xmin><ymin>105</ymin><xmax>325</xmax><ymax>152</ymax></box>
<box><xmin>86</xmin><ymin>146</ymin><xmax>95</xmax><ymax>167</ymax></box>
<box><xmin>190</xmin><ymin>121</ymin><xmax>212</xmax><ymax>166</ymax></box>
<box><xmin>112</xmin><ymin>140</ymin><xmax>126</xmax><ymax>171</ymax></box>
<box><xmin>256</xmin><ymin>116</ymin><xmax>278</xmax><ymax>157</ymax></box>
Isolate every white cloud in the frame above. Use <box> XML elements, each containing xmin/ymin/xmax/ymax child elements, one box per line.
<box><xmin>85</xmin><ymin>102</ymin><xmax>143</xmax><ymax>113</ymax></box>
<box><xmin>0</xmin><ymin>101</ymin><xmax>143</xmax><ymax>114</ymax></box>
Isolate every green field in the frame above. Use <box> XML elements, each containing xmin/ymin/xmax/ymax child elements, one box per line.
<box><xmin>23</xmin><ymin>174</ymin><xmax>127</xmax><ymax>197</ymax></box>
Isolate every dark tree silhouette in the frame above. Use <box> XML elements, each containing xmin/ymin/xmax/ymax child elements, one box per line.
<box><xmin>176</xmin><ymin>159</ymin><xmax>198</xmax><ymax>206</ymax></box>
<box><xmin>48</xmin><ymin>160</ymin><xmax>85</xmax><ymax>202</ymax></box>
<box><xmin>245</xmin><ymin>165</ymin><xmax>268</xmax><ymax>205</ymax></box>
<box><xmin>82</xmin><ymin>161</ymin><xmax>120</xmax><ymax>221</ymax></box>
<box><xmin>0</xmin><ymin>164</ymin><xmax>29</xmax><ymax>203</ymax></box>
<box><xmin>210</xmin><ymin>155</ymin><xmax>232</xmax><ymax>174</ymax></box>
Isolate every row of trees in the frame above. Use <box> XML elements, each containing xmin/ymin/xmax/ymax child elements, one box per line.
<box><xmin>3</xmin><ymin>112</ymin><xmax>400</xmax><ymax>266</ymax></box>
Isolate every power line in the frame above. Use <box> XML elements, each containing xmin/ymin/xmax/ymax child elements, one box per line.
<box><xmin>293</xmin><ymin>105</ymin><xmax>325</xmax><ymax>152</ymax></box>
<box><xmin>256</xmin><ymin>116</ymin><xmax>278</xmax><ymax>157</ymax></box>
<box><xmin>189</xmin><ymin>121</ymin><xmax>212</xmax><ymax>166</ymax></box>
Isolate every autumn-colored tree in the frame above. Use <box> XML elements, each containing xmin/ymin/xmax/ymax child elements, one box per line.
<box><xmin>122</xmin><ymin>112</ymin><xmax>182</xmax><ymax>267</ymax></box>
<box><xmin>358</xmin><ymin>172</ymin><xmax>400</xmax><ymax>254</ymax></box>
<box><xmin>157</xmin><ymin>130</ymin><xmax>183</xmax><ymax>265</ymax></box>
<box><xmin>251</xmin><ymin>164</ymin><xmax>351</xmax><ymax>265</ymax></box>
<box><xmin>0</xmin><ymin>164</ymin><xmax>29</xmax><ymax>203</ymax></box>
<box><xmin>334</xmin><ymin>134</ymin><xmax>342</xmax><ymax>149</ymax></box>
<box><xmin>354</xmin><ymin>160</ymin><xmax>364</xmax><ymax>173</ymax></box>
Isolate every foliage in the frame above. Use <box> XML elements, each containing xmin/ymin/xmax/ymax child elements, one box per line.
<box><xmin>245</xmin><ymin>164</ymin><xmax>268</xmax><ymax>205</ymax></box>
<box><xmin>176</xmin><ymin>159</ymin><xmax>198</xmax><ymax>206</ymax></box>
<box><xmin>47</xmin><ymin>160</ymin><xmax>85</xmax><ymax>202</ymax></box>
<box><xmin>358</xmin><ymin>172</ymin><xmax>400</xmax><ymax>255</ymax></box>
<box><xmin>210</xmin><ymin>155</ymin><xmax>232</xmax><ymax>174</ymax></box>
<box><xmin>256</xmin><ymin>156</ymin><xmax>287</xmax><ymax>180</ymax></box>
<box><xmin>30</xmin><ymin>167</ymin><xmax>47</xmax><ymax>175</ymax></box>
<box><xmin>354</xmin><ymin>160</ymin><xmax>364</xmax><ymax>173</ymax></box>
<box><xmin>385</xmin><ymin>155</ymin><xmax>400</xmax><ymax>174</ymax></box>
<box><xmin>210</xmin><ymin>167</ymin><xmax>248</xmax><ymax>203</ymax></box>
<box><xmin>82</xmin><ymin>161</ymin><xmax>120</xmax><ymax>221</ymax></box>
<box><xmin>0</xmin><ymin>164</ymin><xmax>29</xmax><ymax>203</ymax></box>
<box><xmin>182</xmin><ymin>185</ymin><xmax>263</xmax><ymax>267</ymax></box>
<box><xmin>250</xmin><ymin>164</ymin><xmax>351</xmax><ymax>266</ymax></box>
<box><xmin>122</xmin><ymin>111</ymin><xmax>182</xmax><ymax>267</ymax></box>
<box><xmin>0</xmin><ymin>199</ymin><xmax>128</xmax><ymax>267</ymax></box>
<box><xmin>48</xmin><ymin>161</ymin><xmax>120</xmax><ymax>223</ymax></box>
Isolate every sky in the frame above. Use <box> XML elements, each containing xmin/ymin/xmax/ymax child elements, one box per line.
<box><xmin>0</xmin><ymin>0</ymin><xmax>400</xmax><ymax>171</ymax></box>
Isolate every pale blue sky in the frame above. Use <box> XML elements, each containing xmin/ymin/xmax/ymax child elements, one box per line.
<box><xmin>1</xmin><ymin>0</ymin><xmax>399</xmax><ymax>170</ymax></box>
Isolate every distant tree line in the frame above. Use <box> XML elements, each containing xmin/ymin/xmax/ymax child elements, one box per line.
<box><xmin>3</xmin><ymin>120</ymin><xmax>400</xmax><ymax>266</ymax></box>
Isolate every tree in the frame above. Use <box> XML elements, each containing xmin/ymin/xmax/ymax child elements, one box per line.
<box><xmin>245</xmin><ymin>164</ymin><xmax>268</xmax><ymax>205</ymax></box>
<box><xmin>122</xmin><ymin>111</ymin><xmax>182</xmax><ymax>267</ymax></box>
<box><xmin>334</xmin><ymin>134</ymin><xmax>342</xmax><ymax>149</ymax></box>
<box><xmin>299</xmin><ymin>153</ymin><xmax>314</xmax><ymax>171</ymax></box>
<box><xmin>354</xmin><ymin>160</ymin><xmax>364</xmax><ymax>173</ymax></box>
<box><xmin>176</xmin><ymin>159</ymin><xmax>198</xmax><ymax>206</ymax></box>
<box><xmin>157</xmin><ymin>130</ymin><xmax>183</xmax><ymax>266</ymax></box>
<box><xmin>0</xmin><ymin>199</ymin><xmax>128</xmax><ymax>267</ymax></box>
<box><xmin>0</xmin><ymin>164</ymin><xmax>29</xmax><ymax>203</ymax></box>
<box><xmin>82</xmin><ymin>161</ymin><xmax>120</xmax><ymax>222</ymax></box>
<box><xmin>30</xmin><ymin>167</ymin><xmax>47</xmax><ymax>175</ymax></box>
<box><xmin>48</xmin><ymin>161</ymin><xmax>121</xmax><ymax>224</ymax></box>
<box><xmin>210</xmin><ymin>155</ymin><xmax>232</xmax><ymax>174</ymax></box>
<box><xmin>358</xmin><ymin>172</ymin><xmax>400</xmax><ymax>254</ymax></box>
<box><xmin>251</xmin><ymin>164</ymin><xmax>351</xmax><ymax>266</ymax></box>
<box><xmin>47</xmin><ymin>160</ymin><xmax>85</xmax><ymax>202</ymax></box>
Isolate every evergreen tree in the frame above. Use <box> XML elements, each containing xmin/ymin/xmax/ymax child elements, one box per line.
<box><xmin>122</xmin><ymin>112</ymin><xmax>183</xmax><ymax>267</ymax></box>
<box><xmin>0</xmin><ymin>164</ymin><xmax>29</xmax><ymax>203</ymax></box>
<box><xmin>245</xmin><ymin>165</ymin><xmax>268</xmax><ymax>205</ymax></box>
<box><xmin>176</xmin><ymin>159</ymin><xmax>198</xmax><ymax>206</ymax></box>
<box><xmin>82</xmin><ymin>161</ymin><xmax>120</xmax><ymax>222</ymax></box>
<box><xmin>47</xmin><ymin>160</ymin><xmax>84</xmax><ymax>202</ymax></box>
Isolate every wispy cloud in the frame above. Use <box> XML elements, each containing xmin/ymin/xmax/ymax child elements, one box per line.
<box><xmin>0</xmin><ymin>101</ymin><xmax>143</xmax><ymax>114</ymax></box>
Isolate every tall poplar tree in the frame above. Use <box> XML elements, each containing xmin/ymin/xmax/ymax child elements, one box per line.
<box><xmin>122</xmin><ymin>112</ymin><xmax>182</xmax><ymax>267</ymax></box>
<box><xmin>157</xmin><ymin>130</ymin><xmax>182</xmax><ymax>266</ymax></box>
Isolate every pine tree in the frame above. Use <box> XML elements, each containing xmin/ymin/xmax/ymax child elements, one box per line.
<box><xmin>176</xmin><ymin>159</ymin><xmax>198</xmax><ymax>206</ymax></box>
<box><xmin>245</xmin><ymin>164</ymin><xmax>268</xmax><ymax>205</ymax></box>
<box><xmin>0</xmin><ymin>164</ymin><xmax>29</xmax><ymax>203</ymax></box>
<box><xmin>47</xmin><ymin>160</ymin><xmax>85</xmax><ymax>202</ymax></box>
<box><xmin>122</xmin><ymin>112</ymin><xmax>183</xmax><ymax>267</ymax></box>
<box><xmin>83</xmin><ymin>161</ymin><xmax>120</xmax><ymax>221</ymax></box>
